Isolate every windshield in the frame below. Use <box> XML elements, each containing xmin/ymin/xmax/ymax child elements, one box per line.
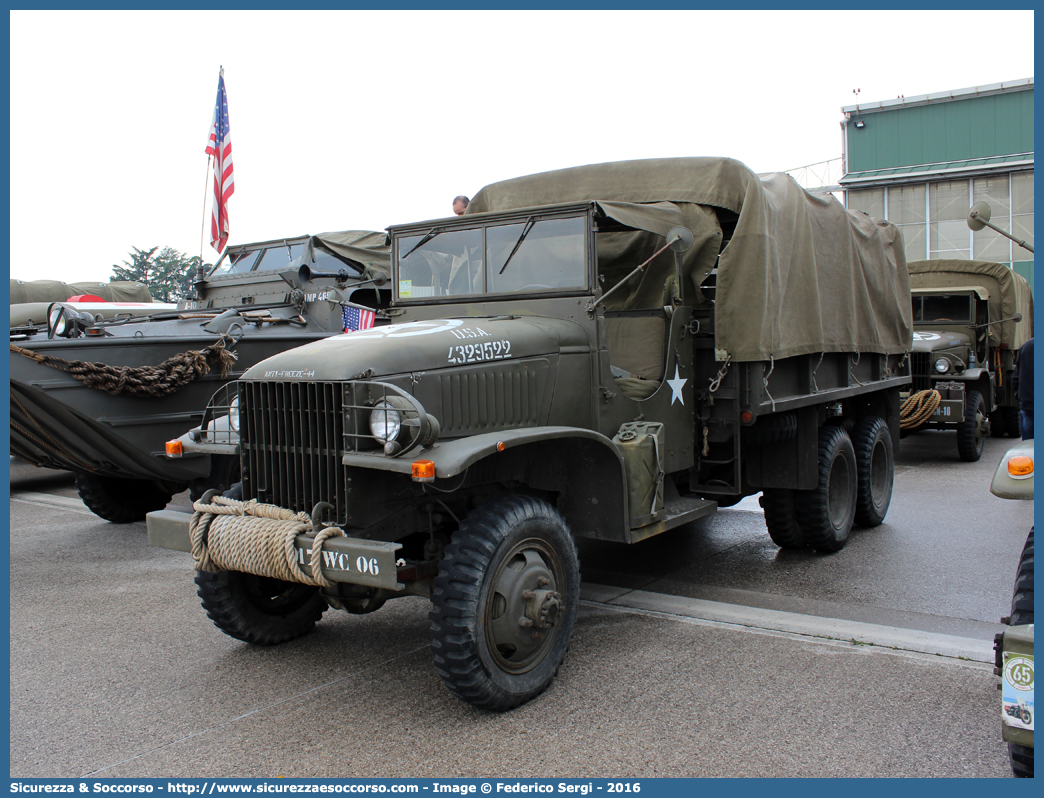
<box><xmin>912</xmin><ymin>294</ymin><xmax>973</xmax><ymax>323</ymax></box>
<box><xmin>395</xmin><ymin>215</ymin><xmax>587</xmax><ymax>300</ymax></box>
<box><xmin>209</xmin><ymin>242</ymin><xmax>307</xmax><ymax>278</ymax></box>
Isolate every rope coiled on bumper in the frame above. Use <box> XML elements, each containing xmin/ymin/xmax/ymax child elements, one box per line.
<box><xmin>900</xmin><ymin>389</ymin><xmax>942</xmax><ymax>429</ymax></box>
<box><xmin>189</xmin><ymin>495</ymin><xmax>344</xmax><ymax>587</ymax></box>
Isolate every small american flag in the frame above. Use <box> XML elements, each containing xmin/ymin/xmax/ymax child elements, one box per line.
<box><xmin>205</xmin><ymin>69</ymin><xmax>234</xmax><ymax>254</ymax></box>
<box><xmin>342</xmin><ymin>305</ymin><xmax>376</xmax><ymax>332</ymax></box>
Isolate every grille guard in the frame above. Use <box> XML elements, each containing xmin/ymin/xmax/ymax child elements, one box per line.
<box><xmin>343</xmin><ymin>380</ymin><xmax>440</xmax><ymax>458</ymax></box>
<box><xmin>191</xmin><ymin>379</ymin><xmax>440</xmax><ymax>458</ymax></box>
<box><xmin>185</xmin><ymin>378</ymin><xmax>441</xmax><ymax>526</ymax></box>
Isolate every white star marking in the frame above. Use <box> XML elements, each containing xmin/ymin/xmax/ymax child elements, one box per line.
<box><xmin>667</xmin><ymin>365</ymin><xmax>687</xmax><ymax>406</ymax></box>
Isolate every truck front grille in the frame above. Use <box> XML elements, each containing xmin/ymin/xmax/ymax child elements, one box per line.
<box><xmin>910</xmin><ymin>353</ymin><xmax>931</xmax><ymax>392</ymax></box>
<box><xmin>239</xmin><ymin>381</ymin><xmax>350</xmax><ymax>525</ymax></box>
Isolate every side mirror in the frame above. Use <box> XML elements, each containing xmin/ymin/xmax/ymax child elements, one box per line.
<box><xmin>967</xmin><ymin>201</ymin><xmax>991</xmax><ymax>232</ymax></box>
<box><xmin>667</xmin><ymin>226</ymin><xmax>694</xmax><ymax>253</ymax></box>
<box><xmin>967</xmin><ymin>201</ymin><xmax>1034</xmax><ymax>254</ymax></box>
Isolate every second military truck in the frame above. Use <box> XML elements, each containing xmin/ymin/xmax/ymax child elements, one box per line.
<box><xmin>905</xmin><ymin>259</ymin><xmax>1033</xmax><ymax>461</ymax></box>
<box><xmin>148</xmin><ymin>157</ymin><xmax>912</xmax><ymax>710</ymax></box>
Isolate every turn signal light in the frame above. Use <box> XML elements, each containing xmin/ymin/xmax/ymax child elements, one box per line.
<box><xmin>165</xmin><ymin>440</ymin><xmax>183</xmax><ymax>458</ymax></box>
<box><xmin>412</xmin><ymin>460</ymin><xmax>436</xmax><ymax>482</ymax></box>
<box><xmin>1007</xmin><ymin>455</ymin><xmax>1034</xmax><ymax>477</ymax></box>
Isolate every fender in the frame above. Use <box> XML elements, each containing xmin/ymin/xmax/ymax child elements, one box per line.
<box><xmin>342</xmin><ymin>425</ymin><xmax>624</xmax><ymax>478</ymax></box>
<box><xmin>342</xmin><ymin>426</ymin><xmax>632</xmax><ymax>541</ymax></box>
<box><xmin>960</xmin><ymin>367</ymin><xmax>991</xmax><ymax>383</ymax></box>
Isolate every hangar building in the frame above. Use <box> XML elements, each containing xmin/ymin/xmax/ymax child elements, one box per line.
<box><xmin>841</xmin><ymin>78</ymin><xmax>1033</xmax><ymax>292</ymax></box>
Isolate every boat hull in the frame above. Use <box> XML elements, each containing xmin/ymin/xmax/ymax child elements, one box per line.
<box><xmin>11</xmin><ymin>331</ymin><xmax>335</xmax><ymax>484</ymax></box>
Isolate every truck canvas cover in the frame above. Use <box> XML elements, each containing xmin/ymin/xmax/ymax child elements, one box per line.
<box><xmin>907</xmin><ymin>259</ymin><xmax>1033</xmax><ymax>349</ymax></box>
<box><xmin>306</xmin><ymin>230</ymin><xmax>391</xmax><ymax>282</ymax></box>
<box><xmin>10</xmin><ymin>279</ymin><xmax>154</xmax><ymax>304</ymax></box>
<box><xmin>468</xmin><ymin>157</ymin><xmax>912</xmax><ymax>362</ymax></box>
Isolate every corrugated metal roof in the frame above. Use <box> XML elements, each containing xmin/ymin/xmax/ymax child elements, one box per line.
<box><xmin>840</xmin><ymin>153</ymin><xmax>1033</xmax><ymax>184</ymax></box>
<box><xmin>842</xmin><ymin>77</ymin><xmax>1032</xmax><ymax>116</ymax></box>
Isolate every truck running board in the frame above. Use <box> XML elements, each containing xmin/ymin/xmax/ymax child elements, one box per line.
<box><xmin>628</xmin><ymin>496</ymin><xmax>718</xmax><ymax>543</ymax></box>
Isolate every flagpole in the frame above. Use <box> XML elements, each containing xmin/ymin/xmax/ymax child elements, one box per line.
<box><xmin>200</xmin><ymin>154</ymin><xmax>212</xmax><ymax>264</ymax></box>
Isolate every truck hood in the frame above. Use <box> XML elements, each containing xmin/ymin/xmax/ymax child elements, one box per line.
<box><xmin>241</xmin><ymin>316</ymin><xmax>590</xmax><ymax>380</ymax></box>
<box><xmin>911</xmin><ymin>329</ymin><xmax>972</xmax><ymax>354</ymax></box>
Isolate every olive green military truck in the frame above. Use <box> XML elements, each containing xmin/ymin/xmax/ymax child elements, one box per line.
<box><xmin>903</xmin><ymin>260</ymin><xmax>1033</xmax><ymax>461</ymax></box>
<box><xmin>147</xmin><ymin>157</ymin><xmax>912</xmax><ymax>711</ymax></box>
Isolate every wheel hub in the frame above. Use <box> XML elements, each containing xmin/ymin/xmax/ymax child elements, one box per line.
<box><xmin>522</xmin><ymin>585</ymin><xmax>563</xmax><ymax>630</ymax></box>
<box><xmin>486</xmin><ymin>541</ymin><xmax>566</xmax><ymax>671</ymax></box>
<box><xmin>977</xmin><ymin>413</ymin><xmax>990</xmax><ymax>438</ymax></box>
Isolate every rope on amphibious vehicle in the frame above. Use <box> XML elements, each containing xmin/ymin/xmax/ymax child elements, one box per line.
<box><xmin>900</xmin><ymin>389</ymin><xmax>942</xmax><ymax>429</ymax></box>
<box><xmin>9</xmin><ymin>336</ymin><xmax>238</xmax><ymax>398</ymax></box>
<box><xmin>189</xmin><ymin>494</ymin><xmax>343</xmax><ymax>587</ymax></box>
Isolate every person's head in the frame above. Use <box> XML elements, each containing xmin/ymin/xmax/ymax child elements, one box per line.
<box><xmin>452</xmin><ymin>195</ymin><xmax>470</xmax><ymax>216</ymax></box>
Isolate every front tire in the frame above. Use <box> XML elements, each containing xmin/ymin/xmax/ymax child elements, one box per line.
<box><xmin>852</xmin><ymin>417</ymin><xmax>894</xmax><ymax>528</ymax></box>
<box><xmin>74</xmin><ymin>473</ymin><xmax>176</xmax><ymax>523</ymax></box>
<box><xmin>429</xmin><ymin>496</ymin><xmax>580</xmax><ymax>711</ymax></box>
<box><xmin>956</xmin><ymin>390</ymin><xmax>987</xmax><ymax>462</ymax></box>
<box><xmin>195</xmin><ymin>570</ymin><xmax>328</xmax><ymax>645</ymax></box>
<box><xmin>798</xmin><ymin>425</ymin><xmax>858</xmax><ymax>553</ymax></box>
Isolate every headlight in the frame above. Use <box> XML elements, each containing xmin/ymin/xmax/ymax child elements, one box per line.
<box><xmin>48</xmin><ymin>303</ymin><xmax>68</xmax><ymax>336</ymax></box>
<box><xmin>370</xmin><ymin>400</ymin><xmax>401</xmax><ymax>443</ymax></box>
<box><xmin>46</xmin><ymin>302</ymin><xmax>96</xmax><ymax>339</ymax></box>
<box><xmin>228</xmin><ymin>395</ymin><xmax>240</xmax><ymax>432</ymax></box>
<box><xmin>934</xmin><ymin>358</ymin><xmax>950</xmax><ymax>374</ymax></box>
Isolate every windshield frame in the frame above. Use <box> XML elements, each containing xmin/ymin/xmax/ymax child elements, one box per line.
<box><xmin>911</xmin><ymin>291</ymin><xmax>976</xmax><ymax>324</ymax></box>
<box><xmin>206</xmin><ymin>236</ymin><xmax>312</xmax><ymax>281</ymax></box>
<box><xmin>388</xmin><ymin>202</ymin><xmax>597</xmax><ymax>305</ymax></box>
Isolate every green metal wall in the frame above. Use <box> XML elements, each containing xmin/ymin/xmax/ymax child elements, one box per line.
<box><xmin>848</xmin><ymin>89</ymin><xmax>1034</xmax><ymax>173</ymax></box>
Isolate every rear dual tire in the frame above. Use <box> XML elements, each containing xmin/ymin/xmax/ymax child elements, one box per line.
<box><xmin>798</xmin><ymin>425</ymin><xmax>858</xmax><ymax>553</ymax></box>
<box><xmin>852</xmin><ymin>417</ymin><xmax>894</xmax><ymax>528</ymax></box>
<box><xmin>762</xmin><ymin>490</ymin><xmax>804</xmax><ymax>549</ymax></box>
<box><xmin>763</xmin><ymin>417</ymin><xmax>893</xmax><ymax>553</ymax></box>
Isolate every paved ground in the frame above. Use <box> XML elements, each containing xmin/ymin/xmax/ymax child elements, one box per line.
<box><xmin>8</xmin><ymin>431</ymin><xmax>1032</xmax><ymax>778</ymax></box>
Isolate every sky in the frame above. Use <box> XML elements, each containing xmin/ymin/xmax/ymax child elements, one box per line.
<box><xmin>9</xmin><ymin>9</ymin><xmax>1035</xmax><ymax>285</ymax></box>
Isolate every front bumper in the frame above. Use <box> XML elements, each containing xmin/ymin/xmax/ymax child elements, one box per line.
<box><xmin>901</xmin><ymin>381</ymin><xmax>969</xmax><ymax>427</ymax></box>
<box><xmin>146</xmin><ymin>509</ymin><xmax>404</xmax><ymax>591</ymax></box>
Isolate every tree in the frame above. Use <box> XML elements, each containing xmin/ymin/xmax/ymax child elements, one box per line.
<box><xmin>111</xmin><ymin>246</ymin><xmax>211</xmax><ymax>302</ymax></box>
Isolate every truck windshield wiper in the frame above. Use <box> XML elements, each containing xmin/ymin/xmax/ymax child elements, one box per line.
<box><xmin>400</xmin><ymin>228</ymin><xmax>441</xmax><ymax>260</ymax></box>
<box><xmin>498</xmin><ymin>218</ymin><xmax>535</xmax><ymax>275</ymax></box>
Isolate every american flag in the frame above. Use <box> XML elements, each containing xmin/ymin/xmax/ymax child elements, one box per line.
<box><xmin>342</xmin><ymin>305</ymin><xmax>376</xmax><ymax>332</ymax></box>
<box><xmin>205</xmin><ymin>69</ymin><xmax>234</xmax><ymax>254</ymax></box>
